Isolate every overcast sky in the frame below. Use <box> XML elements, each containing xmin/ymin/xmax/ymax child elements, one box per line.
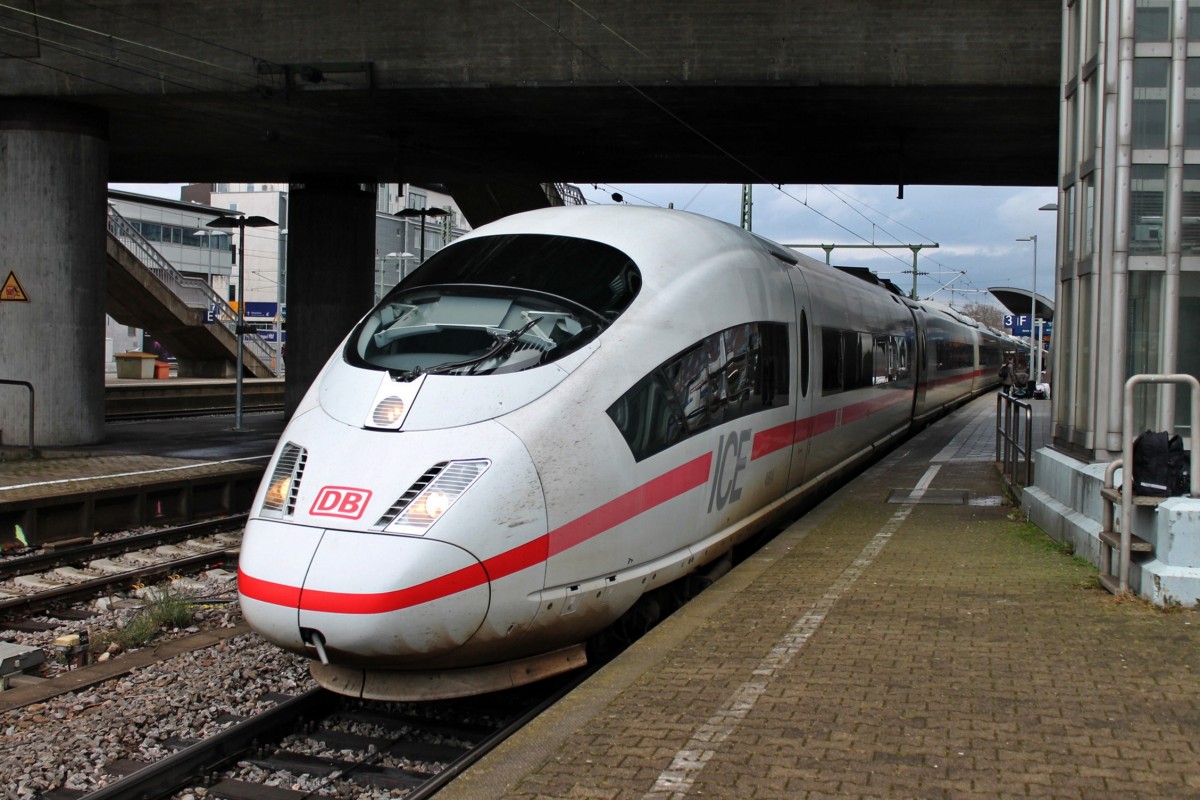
<box><xmin>111</xmin><ymin>181</ymin><xmax>1058</xmax><ymax>311</ymax></box>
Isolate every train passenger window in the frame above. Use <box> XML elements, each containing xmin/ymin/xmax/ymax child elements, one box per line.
<box><xmin>822</xmin><ymin>328</ymin><xmax>844</xmax><ymax>392</ymax></box>
<box><xmin>821</xmin><ymin>327</ymin><xmax>914</xmax><ymax>395</ymax></box>
<box><xmin>606</xmin><ymin>372</ymin><xmax>684</xmax><ymax>461</ymax></box>
<box><xmin>607</xmin><ymin>322</ymin><xmax>788</xmax><ymax>461</ymax></box>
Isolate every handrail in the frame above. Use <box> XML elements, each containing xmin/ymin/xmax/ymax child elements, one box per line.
<box><xmin>995</xmin><ymin>392</ymin><xmax>1034</xmax><ymax>487</ymax></box>
<box><xmin>105</xmin><ymin>206</ymin><xmax>277</xmax><ymax>373</ymax></box>
<box><xmin>1113</xmin><ymin>374</ymin><xmax>1200</xmax><ymax>593</ymax></box>
<box><xmin>0</xmin><ymin>379</ymin><xmax>35</xmax><ymax>454</ymax></box>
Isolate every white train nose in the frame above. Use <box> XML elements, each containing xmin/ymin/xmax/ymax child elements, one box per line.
<box><xmin>239</xmin><ymin>521</ymin><xmax>489</xmax><ymax>661</ymax></box>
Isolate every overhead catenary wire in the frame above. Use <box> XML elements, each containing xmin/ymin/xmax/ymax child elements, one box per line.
<box><xmin>529</xmin><ymin>1</ymin><xmax>1008</xmax><ymax>298</ymax></box>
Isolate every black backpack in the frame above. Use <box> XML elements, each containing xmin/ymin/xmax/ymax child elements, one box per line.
<box><xmin>1132</xmin><ymin>430</ymin><xmax>1191</xmax><ymax>496</ymax></box>
<box><xmin>1168</xmin><ymin>435</ymin><xmax>1191</xmax><ymax>496</ymax></box>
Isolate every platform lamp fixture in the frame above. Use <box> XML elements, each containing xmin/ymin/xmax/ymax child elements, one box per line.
<box><xmin>1016</xmin><ymin>234</ymin><xmax>1038</xmax><ymax>395</ymax></box>
<box><xmin>395</xmin><ymin>206</ymin><xmax>450</xmax><ymax>264</ymax></box>
<box><xmin>206</xmin><ymin>213</ymin><xmax>278</xmax><ymax>431</ymax></box>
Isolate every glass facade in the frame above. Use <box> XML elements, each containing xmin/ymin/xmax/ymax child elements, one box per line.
<box><xmin>1056</xmin><ymin>0</ymin><xmax>1200</xmax><ymax>455</ymax></box>
<box><xmin>1132</xmin><ymin>59</ymin><xmax>1170</xmax><ymax>150</ymax></box>
<box><xmin>1135</xmin><ymin>0</ymin><xmax>1170</xmax><ymax>42</ymax></box>
<box><xmin>1130</xmin><ymin>165</ymin><xmax>1166</xmax><ymax>255</ymax></box>
<box><xmin>1127</xmin><ymin>271</ymin><xmax>1164</xmax><ymax>433</ymax></box>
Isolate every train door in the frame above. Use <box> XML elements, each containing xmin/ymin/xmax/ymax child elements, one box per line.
<box><xmin>786</xmin><ymin>267</ymin><xmax>815</xmax><ymax>492</ymax></box>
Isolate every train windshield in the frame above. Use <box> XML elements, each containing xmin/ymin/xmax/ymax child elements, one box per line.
<box><xmin>346</xmin><ymin>234</ymin><xmax>640</xmax><ymax>377</ymax></box>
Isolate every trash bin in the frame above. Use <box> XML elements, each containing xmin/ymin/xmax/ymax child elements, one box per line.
<box><xmin>154</xmin><ymin>361</ymin><xmax>170</xmax><ymax>380</ymax></box>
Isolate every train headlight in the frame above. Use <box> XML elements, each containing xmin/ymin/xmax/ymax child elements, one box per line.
<box><xmin>372</xmin><ymin>397</ymin><xmax>407</xmax><ymax>426</ymax></box>
<box><xmin>412</xmin><ymin>490</ymin><xmax>450</xmax><ymax>521</ymax></box>
<box><xmin>375</xmin><ymin>459</ymin><xmax>489</xmax><ymax>534</ymax></box>
<box><xmin>261</xmin><ymin>442</ymin><xmax>307</xmax><ymax>517</ymax></box>
<box><xmin>265</xmin><ymin>475</ymin><xmax>292</xmax><ymax>508</ymax></box>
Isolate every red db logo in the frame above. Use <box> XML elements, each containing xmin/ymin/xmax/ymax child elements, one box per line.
<box><xmin>310</xmin><ymin>486</ymin><xmax>373</xmax><ymax>520</ymax></box>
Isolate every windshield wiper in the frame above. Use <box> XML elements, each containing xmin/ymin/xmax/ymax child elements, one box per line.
<box><xmin>422</xmin><ymin>316</ymin><xmax>543</xmax><ymax>376</ymax></box>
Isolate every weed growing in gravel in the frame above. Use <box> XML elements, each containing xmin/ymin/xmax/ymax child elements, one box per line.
<box><xmin>95</xmin><ymin>584</ymin><xmax>199</xmax><ymax>651</ymax></box>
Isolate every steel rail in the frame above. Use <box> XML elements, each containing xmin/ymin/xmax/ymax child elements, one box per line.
<box><xmin>0</xmin><ymin>515</ymin><xmax>246</xmax><ymax>582</ymax></box>
<box><xmin>0</xmin><ymin>549</ymin><xmax>238</xmax><ymax>617</ymax></box>
<box><xmin>81</xmin><ymin>688</ymin><xmax>339</xmax><ymax>800</ymax></box>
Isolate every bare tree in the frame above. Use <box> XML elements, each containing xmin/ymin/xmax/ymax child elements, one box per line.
<box><xmin>957</xmin><ymin>300</ymin><xmax>1006</xmax><ymax>331</ymax></box>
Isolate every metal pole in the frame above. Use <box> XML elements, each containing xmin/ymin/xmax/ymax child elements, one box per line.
<box><xmin>910</xmin><ymin>245</ymin><xmax>919</xmax><ymax>300</ymax></box>
<box><xmin>419</xmin><ymin>211</ymin><xmax>427</xmax><ymax>263</ymax></box>
<box><xmin>1029</xmin><ymin>235</ymin><xmax>1037</xmax><ymax>391</ymax></box>
<box><xmin>236</xmin><ymin>220</ymin><xmax>245</xmax><ymax>431</ymax></box>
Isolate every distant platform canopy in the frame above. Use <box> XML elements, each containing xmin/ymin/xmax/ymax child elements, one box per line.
<box><xmin>988</xmin><ymin>287</ymin><xmax>1054</xmax><ymax>322</ymax></box>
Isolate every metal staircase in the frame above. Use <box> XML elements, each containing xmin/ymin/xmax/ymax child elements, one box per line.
<box><xmin>105</xmin><ymin>206</ymin><xmax>276</xmax><ymax>378</ymax></box>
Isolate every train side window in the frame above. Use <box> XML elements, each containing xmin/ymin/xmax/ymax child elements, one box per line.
<box><xmin>799</xmin><ymin>310</ymin><xmax>810</xmax><ymax>398</ymax></box>
<box><xmin>607</xmin><ymin>321</ymin><xmax>789</xmax><ymax>461</ymax></box>
<box><xmin>821</xmin><ymin>327</ymin><xmax>843</xmax><ymax>394</ymax></box>
<box><xmin>606</xmin><ymin>371</ymin><xmax>684</xmax><ymax>461</ymax></box>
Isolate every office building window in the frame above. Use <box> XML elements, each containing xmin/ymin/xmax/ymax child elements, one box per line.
<box><xmin>1130</xmin><ymin>164</ymin><xmax>1166</xmax><ymax>255</ymax></box>
<box><xmin>1065</xmin><ymin>184</ymin><xmax>1077</xmax><ymax>261</ymax></box>
<box><xmin>1133</xmin><ymin>58</ymin><xmax>1170</xmax><ymax>150</ymax></box>
<box><xmin>1191</xmin><ymin>0</ymin><xmax>1200</xmax><ymax>41</ymax></box>
<box><xmin>1188</xmin><ymin>60</ymin><xmax>1200</xmax><ymax>148</ymax></box>
<box><xmin>1184</xmin><ymin>165</ymin><xmax>1200</xmax><ymax>253</ymax></box>
<box><xmin>1135</xmin><ymin>0</ymin><xmax>1170</xmax><ymax>42</ymax></box>
<box><xmin>1083</xmin><ymin>176</ymin><xmax>1096</xmax><ymax>256</ymax></box>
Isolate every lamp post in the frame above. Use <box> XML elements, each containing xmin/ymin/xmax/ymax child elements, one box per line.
<box><xmin>395</xmin><ymin>207</ymin><xmax>450</xmax><ymax>264</ymax></box>
<box><xmin>1016</xmin><ymin>234</ymin><xmax>1038</xmax><ymax>394</ymax></box>
<box><xmin>207</xmin><ymin>213</ymin><xmax>278</xmax><ymax>431</ymax></box>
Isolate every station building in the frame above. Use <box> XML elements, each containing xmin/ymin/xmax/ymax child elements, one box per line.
<box><xmin>1032</xmin><ymin>0</ymin><xmax>1200</xmax><ymax>606</ymax></box>
<box><xmin>1052</xmin><ymin>0</ymin><xmax>1200</xmax><ymax>456</ymax></box>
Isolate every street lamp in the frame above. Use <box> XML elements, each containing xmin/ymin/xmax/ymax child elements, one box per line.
<box><xmin>207</xmin><ymin>213</ymin><xmax>278</xmax><ymax>431</ymax></box>
<box><xmin>1016</xmin><ymin>234</ymin><xmax>1038</xmax><ymax>394</ymax></box>
<box><xmin>395</xmin><ymin>207</ymin><xmax>450</xmax><ymax>264</ymax></box>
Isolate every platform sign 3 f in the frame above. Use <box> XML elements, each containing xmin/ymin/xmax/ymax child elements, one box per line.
<box><xmin>1</xmin><ymin>271</ymin><xmax>29</xmax><ymax>302</ymax></box>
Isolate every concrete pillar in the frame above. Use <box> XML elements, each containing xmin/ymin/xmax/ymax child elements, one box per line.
<box><xmin>285</xmin><ymin>180</ymin><xmax>376</xmax><ymax>416</ymax></box>
<box><xmin>0</xmin><ymin>101</ymin><xmax>108</xmax><ymax>447</ymax></box>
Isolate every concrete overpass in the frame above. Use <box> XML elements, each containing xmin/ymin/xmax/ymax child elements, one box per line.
<box><xmin>0</xmin><ymin>0</ymin><xmax>1061</xmax><ymax>445</ymax></box>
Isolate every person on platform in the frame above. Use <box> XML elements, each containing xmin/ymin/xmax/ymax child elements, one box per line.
<box><xmin>1000</xmin><ymin>359</ymin><xmax>1015</xmax><ymax>395</ymax></box>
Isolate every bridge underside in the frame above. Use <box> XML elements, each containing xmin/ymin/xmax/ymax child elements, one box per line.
<box><xmin>96</xmin><ymin>84</ymin><xmax>1059</xmax><ymax>188</ymax></box>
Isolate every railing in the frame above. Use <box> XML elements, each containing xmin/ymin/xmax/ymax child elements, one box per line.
<box><xmin>105</xmin><ymin>206</ymin><xmax>277</xmax><ymax>373</ymax></box>
<box><xmin>995</xmin><ymin>392</ymin><xmax>1034</xmax><ymax>487</ymax></box>
<box><xmin>548</xmin><ymin>183</ymin><xmax>587</xmax><ymax>206</ymax></box>
<box><xmin>0</xmin><ymin>379</ymin><xmax>35</xmax><ymax>454</ymax></box>
<box><xmin>1107</xmin><ymin>374</ymin><xmax>1200</xmax><ymax>593</ymax></box>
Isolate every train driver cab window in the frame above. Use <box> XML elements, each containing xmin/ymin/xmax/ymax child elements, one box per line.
<box><xmin>346</xmin><ymin>234</ymin><xmax>641</xmax><ymax>377</ymax></box>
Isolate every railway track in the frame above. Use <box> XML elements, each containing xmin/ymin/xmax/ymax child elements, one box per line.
<box><xmin>0</xmin><ymin>518</ymin><xmax>243</xmax><ymax>619</ymax></box>
<box><xmin>48</xmin><ymin>669</ymin><xmax>590</xmax><ymax>800</ymax></box>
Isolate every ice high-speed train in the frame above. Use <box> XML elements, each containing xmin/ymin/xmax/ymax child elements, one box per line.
<box><xmin>239</xmin><ymin>206</ymin><xmax>1008</xmax><ymax>700</ymax></box>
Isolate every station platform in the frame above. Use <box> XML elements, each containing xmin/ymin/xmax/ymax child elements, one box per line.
<box><xmin>0</xmin><ymin>410</ymin><xmax>284</xmax><ymax>543</ymax></box>
<box><xmin>441</xmin><ymin>394</ymin><xmax>1200</xmax><ymax>800</ymax></box>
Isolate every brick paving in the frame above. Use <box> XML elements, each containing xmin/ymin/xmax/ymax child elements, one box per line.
<box><xmin>440</xmin><ymin>395</ymin><xmax>1200</xmax><ymax>800</ymax></box>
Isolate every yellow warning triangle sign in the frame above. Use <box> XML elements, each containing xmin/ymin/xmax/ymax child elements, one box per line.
<box><xmin>1</xmin><ymin>271</ymin><xmax>29</xmax><ymax>302</ymax></box>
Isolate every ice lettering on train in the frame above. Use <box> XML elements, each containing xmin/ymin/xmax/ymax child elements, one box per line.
<box><xmin>708</xmin><ymin>428</ymin><xmax>751</xmax><ymax>513</ymax></box>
